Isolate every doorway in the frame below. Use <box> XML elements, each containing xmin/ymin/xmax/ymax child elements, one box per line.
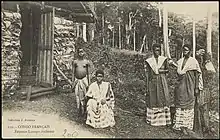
<box><xmin>19</xmin><ymin>5</ymin><xmax>41</xmax><ymax>86</ymax></box>
<box><xmin>19</xmin><ymin>4</ymin><xmax>54</xmax><ymax>87</ymax></box>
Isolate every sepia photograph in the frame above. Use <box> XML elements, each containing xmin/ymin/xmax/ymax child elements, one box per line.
<box><xmin>1</xmin><ymin>1</ymin><xmax>219</xmax><ymax>139</ymax></box>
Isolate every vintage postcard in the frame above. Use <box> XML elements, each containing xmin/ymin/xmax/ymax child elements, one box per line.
<box><xmin>2</xmin><ymin>1</ymin><xmax>219</xmax><ymax>139</ymax></box>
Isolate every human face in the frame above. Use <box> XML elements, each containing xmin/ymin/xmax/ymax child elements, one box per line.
<box><xmin>78</xmin><ymin>49</ymin><xmax>84</xmax><ymax>57</ymax></box>
<box><xmin>96</xmin><ymin>74</ymin><xmax>104</xmax><ymax>83</ymax></box>
<box><xmin>183</xmin><ymin>47</ymin><xmax>190</xmax><ymax>57</ymax></box>
<box><xmin>153</xmin><ymin>47</ymin><xmax>160</xmax><ymax>58</ymax></box>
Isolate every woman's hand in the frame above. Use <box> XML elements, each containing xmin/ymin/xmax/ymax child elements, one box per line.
<box><xmin>101</xmin><ymin>99</ymin><xmax>106</xmax><ymax>105</ymax></box>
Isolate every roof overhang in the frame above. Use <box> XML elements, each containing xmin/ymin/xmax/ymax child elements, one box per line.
<box><xmin>2</xmin><ymin>1</ymin><xmax>96</xmax><ymax>23</ymax></box>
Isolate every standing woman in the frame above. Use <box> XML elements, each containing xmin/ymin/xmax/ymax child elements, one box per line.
<box><xmin>144</xmin><ymin>43</ymin><xmax>172</xmax><ymax>126</ymax></box>
<box><xmin>173</xmin><ymin>44</ymin><xmax>203</xmax><ymax>135</ymax></box>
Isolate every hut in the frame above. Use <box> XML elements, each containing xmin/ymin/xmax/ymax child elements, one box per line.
<box><xmin>2</xmin><ymin>1</ymin><xmax>96</xmax><ymax>97</ymax></box>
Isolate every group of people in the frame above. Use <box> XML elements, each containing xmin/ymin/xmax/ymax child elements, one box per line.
<box><xmin>144</xmin><ymin>43</ymin><xmax>204</xmax><ymax>136</ymax></box>
<box><xmin>71</xmin><ymin>48</ymin><xmax>115</xmax><ymax>129</ymax></box>
<box><xmin>71</xmin><ymin>44</ymin><xmax>206</xmax><ymax>136</ymax></box>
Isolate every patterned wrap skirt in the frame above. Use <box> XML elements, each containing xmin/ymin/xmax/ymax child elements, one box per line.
<box><xmin>86</xmin><ymin>99</ymin><xmax>115</xmax><ymax>128</ymax></box>
<box><xmin>172</xmin><ymin>108</ymin><xmax>194</xmax><ymax>130</ymax></box>
<box><xmin>146</xmin><ymin>106</ymin><xmax>171</xmax><ymax>126</ymax></box>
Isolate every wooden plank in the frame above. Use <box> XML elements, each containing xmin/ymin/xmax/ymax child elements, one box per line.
<box><xmin>39</xmin><ymin>82</ymin><xmax>52</xmax><ymax>88</ymax></box>
<box><xmin>42</xmin><ymin>12</ymin><xmax>47</xmax><ymax>82</ymax></box>
<box><xmin>47</xmin><ymin>12</ymin><xmax>51</xmax><ymax>84</ymax></box>
<box><xmin>163</xmin><ymin>5</ymin><xmax>170</xmax><ymax>58</ymax></box>
<box><xmin>50</xmin><ymin>8</ymin><xmax>55</xmax><ymax>85</ymax></box>
<box><xmin>22</xmin><ymin>90</ymin><xmax>54</xmax><ymax>100</ymax></box>
<box><xmin>82</xmin><ymin>22</ymin><xmax>87</xmax><ymax>42</ymax></box>
<box><xmin>53</xmin><ymin>60</ymin><xmax>72</xmax><ymax>85</ymax></box>
<box><xmin>31</xmin><ymin>86</ymin><xmax>55</xmax><ymax>94</ymax></box>
<box><xmin>46</xmin><ymin>12</ymin><xmax>50</xmax><ymax>83</ymax></box>
<box><xmin>112</xmin><ymin>29</ymin><xmax>114</xmax><ymax>48</ymax></box>
<box><xmin>27</xmin><ymin>90</ymin><xmax>54</xmax><ymax>99</ymax></box>
<box><xmin>29</xmin><ymin>9</ymin><xmax>33</xmax><ymax>71</ymax></box>
<box><xmin>40</xmin><ymin>13</ymin><xmax>44</xmax><ymax>82</ymax></box>
<box><xmin>119</xmin><ymin>20</ymin><xmax>121</xmax><ymax>49</ymax></box>
<box><xmin>207</xmin><ymin>7</ymin><xmax>212</xmax><ymax>56</ymax></box>
<box><xmin>133</xmin><ymin>19</ymin><xmax>136</xmax><ymax>51</ymax></box>
<box><xmin>26</xmin><ymin>86</ymin><xmax>32</xmax><ymax>101</ymax></box>
<box><xmin>38</xmin><ymin>13</ymin><xmax>44</xmax><ymax>82</ymax></box>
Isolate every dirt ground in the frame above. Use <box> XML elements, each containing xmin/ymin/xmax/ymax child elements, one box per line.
<box><xmin>2</xmin><ymin>91</ymin><xmax>219</xmax><ymax>139</ymax></box>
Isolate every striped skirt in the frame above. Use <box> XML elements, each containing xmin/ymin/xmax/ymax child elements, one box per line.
<box><xmin>172</xmin><ymin>108</ymin><xmax>194</xmax><ymax>131</ymax></box>
<box><xmin>86</xmin><ymin>99</ymin><xmax>115</xmax><ymax>128</ymax></box>
<box><xmin>146</xmin><ymin>106</ymin><xmax>171</xmax><ymax>126</ymax></box>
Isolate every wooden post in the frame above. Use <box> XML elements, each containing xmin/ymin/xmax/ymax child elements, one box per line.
<box><xmin>162</xmin><ymin>3</ymin><xmax>170</xmax><ymax>58</ymax></box>
<box><xmin>82</xmin><ymin>22</ymin><xmax>87</xmax><ymax>42</ymax></box>
<box><xmin>207</xmin><ymin>7</ymin><xmax>212</xmax><ymax>57</ymax></box>
<box><xmin>87</xmin><ymin>2</ymin><xmax>95</xmax><ymax>42</ymax></box>
<box><xmin>102</xmin><ymin>13</ymin><xmax>105</xmax><ymax>45</ymax></box>
<box><xmin>133</xmin><ymin>19</ymin><xmax>136</xmax><ymax>51</ymax></box>
<box><xmin>112</xmin><ymin>29</ymin><xmax>114</xmax><ymax>48</ymax></box>
<box><xmin>119</xmin><ymin>18</ymin><xmax>121</xmax><ymax>49</ymax></box>
<box><xmin>218</xmin><ymin>29</ymin><xmax>219</xmax><ymax>69</ymax></box>
<box><xmin>88</xmin><ymin>23</ymin><xmax>95</xmax><ymax>41</ymax></box>
<box><xmin>159</xmin><ymin>2</ymin><xmax>162</xmax><ymax>28</ymax></box>
<box><xmin>193</xmin><ymin>18</ymin><xmax>196</xmax><ymax>58</ymax></box>
<box><xmin>205</xmin><ymin>6</ymin><xmax>216</xmax><ymax>73</ymax></box>
<box><xmin>50</xmin><ymin>7</ymin><xmax>55</xmax><ymax>85</ymax></box>
<box><xmin>43</xmin><ymin>11</ymin><xmax>47</xmax><ymax>82</ymax></box>
<box><xmin>26</xmin><ymin>86</ymin><xmax>32</xmax><ymax>101</ymax></box>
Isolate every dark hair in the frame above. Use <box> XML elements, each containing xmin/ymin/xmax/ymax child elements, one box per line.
<box><xmin>152</xmin><ymin>43</ymin><xmax>161</xmax><ymax>50</ymax></box>
<box><xmin>183</xmin><ymin>44</ymin><xmax>192</xmax><ymax>51</ymax></box>
<box><xmin>95</xmin><ymin>69</ymin><xmax>104</xmax><ymax>77</ymax></box>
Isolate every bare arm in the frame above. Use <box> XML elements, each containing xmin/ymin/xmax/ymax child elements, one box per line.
<box><xmin>144</xmin><ymin>61</ymin><xmax>149</xmax><ymax>93</ymax></box>
<box><xmin>86</xmin><ymin>60</ymin><xmax>91</xmax><ymax>85</ymax></box>
<box><xmin>72</xmin><ymin>60</ymin><xmax>76</xmax><ymax>86</ymax></box>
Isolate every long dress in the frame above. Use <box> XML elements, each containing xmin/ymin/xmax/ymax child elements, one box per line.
<box><xmin>85</xmin><ymin>81</ymin><xmax>115</xmax><ymax>128</ymax></box>
<box><xmin>173</xmin><ymin>56</ymin><xmax>203</xmax><ymax>131</ymax></box>
<box><xmin>145</xmin><ymin>55</ymin><xmax>171</xmax><ymax>126</ymax></box>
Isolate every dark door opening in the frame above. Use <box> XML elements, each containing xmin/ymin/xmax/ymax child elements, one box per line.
<box><xmin>19</xmin><ymin>5</ymin><xmax>41</xmax><ymax>86</ymax></box>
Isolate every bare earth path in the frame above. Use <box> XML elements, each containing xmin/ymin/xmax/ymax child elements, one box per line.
<box><xmin>2</xmin><ymin>111</ymin><xmax>110</xmax><ymax>138</ymax></box>
<box><xmin>2</xmin><ymin>92</ymin><xmax>219</xmax><ymax>139</ymax></box>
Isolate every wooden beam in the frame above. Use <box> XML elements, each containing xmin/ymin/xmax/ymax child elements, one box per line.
<box><xmin>26</xmin><ymin>86</ymin><xmax>32</xmax><ymax>101</ymax></box>
<box><xmin>162</xmin><ymin>3</ymin><xmax>170</xmax><ymax>58</ymax></box>
<box><xmin>22</xmin><ymin>90</ymin><xmax>54</xmax><ymax>100</ymax></box>
<box><xmin>207</xmin><ymin>7</ymin><xmax>212</xmax><ymax>56</ymax></box>
<box><xmin>50</xmin><ymin>8</ymin><xmax>55</xmax><ymax>85</ymax></box>
<box><xmin>119</xmin><ymin>19</ymin><xmax>121</xmax><ymax>49</ymax></box>
<box><xmin>102</xmin><ymin>13</ymin><xmax>105</xmax><ymax>45</ymax></box>
<box><xmin>133</xmin><ymin>19</ymin><xmax>136</xmax><ymax>51</ymax></box>
<box><xmin>53</xmin><ymin>60</ymin><xmax>72</xmax><ymax>85</ymax></box>
<box><xmin>112</xmin><ymin>29</ymin><xmax>114</xmax><ymax>48</ymax></box>
<box><xmin>82</xmin><ymin>22</ymin><xmax>87</xmax><ymax>42</ymax></box>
